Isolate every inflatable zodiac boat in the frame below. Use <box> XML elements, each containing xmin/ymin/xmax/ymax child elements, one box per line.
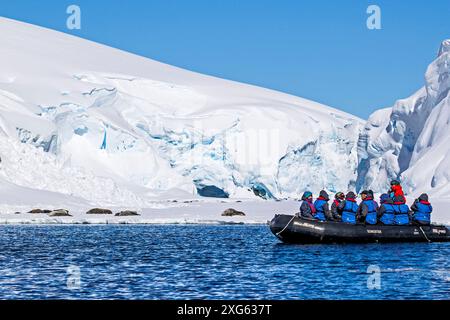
<box><xmin>270</xmin><ymin>214</ymin><xmax>450</xmax><ymax>244</ymax></box>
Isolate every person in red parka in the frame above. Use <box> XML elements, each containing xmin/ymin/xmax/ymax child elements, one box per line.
<box><xmin>389</xmin><ymin>180</ymin><xmax>406</xmax><ymax>203</ymax></box>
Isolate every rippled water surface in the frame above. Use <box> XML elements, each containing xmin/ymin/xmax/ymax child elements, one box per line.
<box><xmin>0</xmin><ymin>225</ymin><xmax>448</xmax><ymax>299</ymax></box>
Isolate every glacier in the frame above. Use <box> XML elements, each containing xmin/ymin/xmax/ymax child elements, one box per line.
<box><xmin>1</xmin><ymin>17</ymin><xmax>448</xmax><ymax>210</ymax></box>
<box><xmin>356</xmin><ymin>39</ymin><xmax>450</xmax><ymax>197</ymax></box>
<box><xmin>0</xmin><ymin>17</ymin><xmax>363</xmax><ymax>207</ymax></box>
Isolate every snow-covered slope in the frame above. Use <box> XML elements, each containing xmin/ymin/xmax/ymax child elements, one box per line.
<box><xmin>357</xmin><ymin>40</ymin><xmax>450</xmax><ymax>197</ymax></box>
<box><xmin>0</xmin><ymin>18</ymin><xmax>362</xmax><ymax>206</ymax></box>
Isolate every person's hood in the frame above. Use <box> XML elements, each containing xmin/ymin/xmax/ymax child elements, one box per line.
<box><xmin>318</xmin><ymin>190</ymin><xmax>329</xmax><ymax>201</ymax></box>
<box><xmin>346</xmin><ymin>191</ymin><xmax>356</xmax><ymax>199</ymax></box>
<box><xmin>419</xmin><ymin>193</ymin><xmax>429</xmax><ymax>202</ymax></box>
<box><xmin>302</xmin><ymin>191</ymin><xmax>312</xmax><ymax>201</ymax></box>
<box><xmin>379</xmin><ymin>193</ymin><xmax>389</xmax><ymax>204</ymax></box>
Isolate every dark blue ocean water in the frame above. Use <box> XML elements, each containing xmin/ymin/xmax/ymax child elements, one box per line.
<box><xmin>0</xmin><ymin>225</ymin><xmax>448</xmax><ymax>300</ymax></box>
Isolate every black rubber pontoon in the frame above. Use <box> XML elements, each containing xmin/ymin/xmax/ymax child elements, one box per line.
<box><xmin>270</xmin><ymin>214</ymin><xmax>450</xmax><ymax>244</ymax></box>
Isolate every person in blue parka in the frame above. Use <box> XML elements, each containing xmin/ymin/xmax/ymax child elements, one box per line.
<box><xmin>357</xmin><ymin>190</ymin><xmax>379</xmax><ymax>225</ymax></box>
<box><xmin>393</xmin><ymin>195</ymin><xmax>410</xmax><ymax>225</ymax></box>
<box><xmin>313</xmin><ymin>190</ymin><xmax>331</xmax><ymax>221</ymax></box>
<box><xmin>377</xmin><ymin>193</ymin><xmax>395</xmax><ymax>225</ymax></box>
<box><xmin>410</xmin><ymin>193</ymin><xmax>433</xmax><ymax>225</ymax></box>
<box><xmin>337</xmin><ymin>191</ymin><xmax>359</xmax><ymax>224</ymax></box>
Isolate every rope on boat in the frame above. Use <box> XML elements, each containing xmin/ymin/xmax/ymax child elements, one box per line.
<box><xmin>276</xmin><ymin>214</ymin><xmax>297</xmax><ymax>237</ymax></box>
<box><xmin>418</xmin><ymin>226</ymin><xmax>431</xmax><ymax>243</ymax></box>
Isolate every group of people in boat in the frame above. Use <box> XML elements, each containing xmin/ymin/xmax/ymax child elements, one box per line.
<box><xmin>298</xmin><ymin>180</ymin><xmax>433</xmax><ymax>226</ymax></box>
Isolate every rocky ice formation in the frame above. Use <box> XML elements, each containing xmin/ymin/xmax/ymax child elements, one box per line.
<box><xmin>356</xmin><ymin>39</ymin><xmax>450</xmax><ymax>197</ymax></box>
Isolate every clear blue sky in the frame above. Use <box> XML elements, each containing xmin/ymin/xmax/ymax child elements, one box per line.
<box><xmin>1</xmin><ymin>0</ymin><xmax>449</xmax><ymax>119</ymax></box>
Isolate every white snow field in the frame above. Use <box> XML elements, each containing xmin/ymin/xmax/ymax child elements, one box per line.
<box><xmin>0</xmin><ymin>195</ymin><xmax>447</xmax><ymax>226</ymax></box>
<box><xmin>0</xmin><ymin>18</ymin><xmax>362</xmax><ymax>212</ymax></box>
<box><xmin>0</xmin><ymin>17</ymin><xmax>448</xmax><ymax>225</ymax></box>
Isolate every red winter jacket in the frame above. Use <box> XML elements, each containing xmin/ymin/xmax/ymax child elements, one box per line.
<box><xmin>391</xmin><ymin>185</ymin><xmax>405</xmax><ymax>197</ymax></box>
<box><xmin>391</xmin><ymin>185</ymin><xmax>406</xmax><ymax>203</ymax></box>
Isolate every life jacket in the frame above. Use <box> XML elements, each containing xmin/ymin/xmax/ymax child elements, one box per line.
<box><xmin>342</xmin><ymin>199</ymin><xmax>358</xmax><ymax>224</ymax></box>
<box><xmin>380</xmin><ymin>204</ymin><xmax>395</xmax><ymax>225</ymax></box>
<box><xmin>363</xmin><ymin>198</ymin><xmax>378</xmax><ymax>225</ymax></box>
<box><xmin>301</xmin><ymin>199</ymin><xmax>316</xmax><ymax>214</ymax></box>
<box><xmin>393</xmin><ymin>201</ymin><xmax>410</xmax><ymax>225</ymax></box>
<box><xmin>313</xmin><ymin>197</ymin><xmax>327</xmax><ymax>221</ymax></box>
<box><xmin>413</xmin><ymin>200</ymin><xmax>432</xmax><ymax>224</ymax></box>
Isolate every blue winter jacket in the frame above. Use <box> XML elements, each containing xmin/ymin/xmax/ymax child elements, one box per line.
<box><xmin>313</xmin><ymin>199</ymin><xmax>327</xmax><ymax>221</ymax></box>
<box><xmin>341</xmin><ymin>200</ymin><xmax>359</xmax><ymax>224</ymax></box>
<box><xmin>363</xmin><ymin>199</ymin><xmax>379</xmax><ymax>225</ymax></box>
<box><xmin>411</xmin><ymin>201</ymin><xmax>432</xmax><ymax>224</ymax></box>
<box><xmin>394</xmin><ymin>202</ymin><xmax>410</xmax><ymax>225</ymax></box>
<box><xmin>379</xmin><ymin>203</ymin><xmax>395</xmax><ymax>225</ymax></box>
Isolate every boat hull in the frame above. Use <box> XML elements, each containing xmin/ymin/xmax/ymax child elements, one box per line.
<box><xmin>270</xmin><ymin>214</ymin><xmax>450</xmax><ymax>244</ymax></box>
